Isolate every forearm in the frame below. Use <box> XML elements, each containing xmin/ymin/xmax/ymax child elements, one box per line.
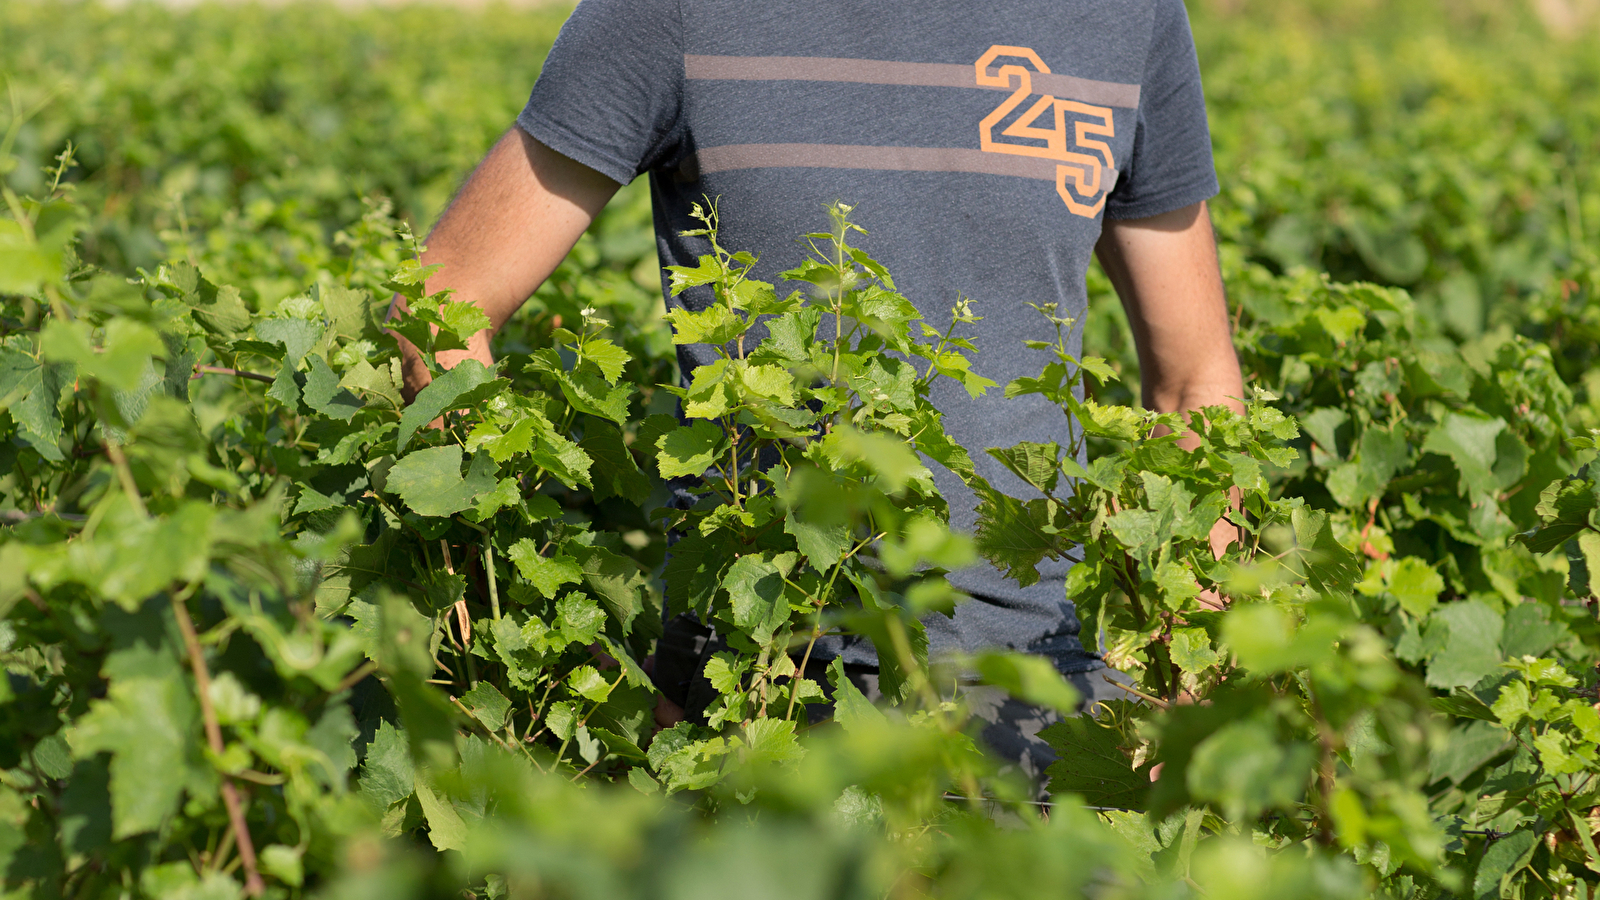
<box><xmin>390</xmin><ymin>127</ymin><xmax>619</xmax><ymax>397</ymax></box>
<box><xmin>1095</xmin><ymin>201</ymin><xmax>1242</xmax><ymax>443</ymax></box>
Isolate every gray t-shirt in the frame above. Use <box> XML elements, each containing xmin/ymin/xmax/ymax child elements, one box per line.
<box><xmin>519</xmin><ymin>0</ymin><xmax>1218</xmax><ymax>673</ymax></box>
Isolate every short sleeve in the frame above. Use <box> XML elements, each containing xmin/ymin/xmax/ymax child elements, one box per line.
<box><xmin>1104</xmin><ymin>0</ymin><xmax>1218</xmax><ymax>220</ymax></box>
<box><xmin>516</xmin><ymin>0</ymin><xmax>686</xmax><ymax>185</ymax></box>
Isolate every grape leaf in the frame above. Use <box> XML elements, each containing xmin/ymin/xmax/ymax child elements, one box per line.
<box><xmin>396</xmin><ymin>360</ymin><xmax>498</xmax><ymax>452</ymax></box>
<box><xmin>461</xmin><ymin>683</ymin><xmax>512</xmax><ymax>732</ymax></box>
<box><xmin>1041</xmin><ymin>714</ymin><xmax>1153</xmax><ymax>809</ymax></box>
<box><xmin>506</xmin><ymin>541</ymin><xmax>582</xmax><ymax>599</ymax></box>
<box><xmin>254</xmin><ymin>317</ymin><xmax>324</xmax><ymax>366</ymax></box>
<box><xmin>656</xmin><ymin>420</ymin><xmax>725</xmax><ymax>479</ymax></box>
<box><xmin>359</xmin><ymin>721</ymin><xmax>414</xmax><ymax>808</ymax></box>
<box><xmin>1421</xmin><ymin>412</ymin><xmax>1505</xmax><ymax>498</ymax></box>
<box><xmin>1423</xmin><ymin>600</ymin><xmax>1505</xmax><ymax>689</ymax></box>
<box><xmin>578</xmin><ymin>421</ymin><xmax>649</xmax><ymax>502</ymax></box>
<box><xmin>67</xmin><ymin>673</ymin><xmax>209</xmax><ymax>839</ymax></box>
<box><xmin>303</xmin><ymin>354</ymin><xmax>364</xmax><ymax>421</ymax></box>
<box><xmin>579</xmin><ymin>337</ymin><xmax>631</xmax><ymax>385</ymax></box>
<box><xmin>387</xmin><ymin>446</ymin><xmax>498</xmax><ymax>517</ymax></box>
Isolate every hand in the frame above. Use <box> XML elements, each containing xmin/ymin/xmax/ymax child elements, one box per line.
<box><xmin>386</xmin><ymin>127</ymin><xmax>620</xmax><ymax>403</ymax></box>
<box><xmin>639</xmin><ymin>653</ymin><xmax>686</xmax><ymax>734</ymax></box>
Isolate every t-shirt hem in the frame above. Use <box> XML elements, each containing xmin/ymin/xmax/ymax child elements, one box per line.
<box><xmin>1104</xmin><ymin>176</ymin><xmax>1219</xmax><ymax>222</ymax></box>
<box><xmin>515</xmin><ymin>109</ymin><xmax>636</xmax><ymax>186</ymax></box>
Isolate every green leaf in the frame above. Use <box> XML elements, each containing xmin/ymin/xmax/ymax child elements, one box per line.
<box><xmin>506</xmin><ymin>542</ymin><xmax>583</xmax><ymax>598</ymax></box>
<box><xmin>302</xmin><ymin>354</ymin><xmax>364</xmax><ymax>421</ymax></box>
<box><xmin>0</xmin><ymin>347</ymin><xmax>72</xmax><ymax>461</ymax></box>
<box><xmin>987</xmin><ymin>442</ymin><xmax>1061</xmax><ymax>494</ymax></box>
<box><xmin>663</xmin><ymin>529</ymin><xmax>733</xmax><ymax>617</ymax></box>
<box><xmin>761</xmin><ymin>308</ymin><xmax>821</xmax><ymax>362</ymax></box>
<box><xmin>1501</xmin><ymin>602</ymin><xmax>1570</xmax><ymax>659</ymax></box>
<box><xmin>461</xmin><ymin>683</ymin><xmax>511</xmax><ymax>732</ymax></box>
<box><xmin>826</xmin><ymin>658</ymin><xmax>886</xmax><ymax>732</ymax></box>
<box><xmin>1171</xmin><ymin>627</ymin><xmax>1223</xmax><ymax>674</ymax></box>
<box><xmin>665</xmin><ymin>303</ymin><xmax>746</xmax><ymax>346</ymax></box>
<box><xmin>1427</xmin><ymin>720</ymin><xmax>1512</xmax><ymax>785</ymax></box>
<box><xmin>359</xmin><ymin>721</ymin><xmax>414</xmax><ymax>808</ymax></box>
<box><xmin>579</xmin><ymin>337</ymin><xmax>631</xmax><ymax>385</ymax></box>
<box><xmin>254</xmin><ymin>316</ymin><xmax>325</xmax><ymax>366</ymax></box>
<box><xmin>556</xmin><ymin>593</ymin><xmax>606</xmax><ymax>645</ymax></box>
<box><xmin>817</xmin><ymin>426</ymin><xmax>933</xmax><ymax>495</ymax></box>
<box><xmin>628</xmin><ymin>768</ymin><xmax>662</xmax><ymax>794</ymax></box>
<box><xmin>575</xmin><ymin>546</ymin><xmax>647</xmax><ymax>633</ymax></box>
<box><xmin>784</xmin><ymin>510</ymin><xmax>853</xmax><ymax>568</ymax></box>
<box><xmin>414</xmin><ymin>777</ymin><xmax>467</xmax><ymax>852</ymax></box>
<box><xmin>739</xmin><ymin>362</ymin><xmax>796</xmax><ymax>405</ymax></box>
<box><xmin>656</xmin><ymin>420</ymin><xmax>725</xmax><ymax>479</ymax></box>
<box><xmin>396</xmin><ymin>359</ymin><xmax>498</xmax><ymax>452</ymax></box>
<box><xmin>723</xmin><ymin>553</ymin><xmax>796</xmax><ymax>644</ymax></box>
<box><xmin>1423</xmin><ymin>600</ymin><xmax>1505</xmax><ymax>689</ymax></box>
<box><xmin>1533</xmin><ymin>476</ymin><xmax>1598</xmax><ymax>524</ymax></box>
<box><xmin>259</xmin><ymin>845</ymin><xmax>305</xmax><ymax>888</ymax></box>
<box><xmin>1472</xmin><ymin>828</ymin><xmax>1536</xmax><ymax>900</ymax></box>
<box><xmin>1389</xmin><ymin>557</ymin><xmax>1445</xmax><ymax>618</ymax></box>
<box><xmin>1421</xmin><ymin>412</ymin><xmax>1506</xmax><ymax>498</ymax></box>
<box><xmin>555</xmin><ymin>368</ymin><xmax>631</xmax><ymax>425</ymax></box>
<box><xmin>1289</xmin><ymin>506</ymin><xmax>1361</xmax><ymax>597</ymax></box>
<box><xmin>0</xmin><ymin>209</ymin><xmax>78</xmax><ymax>293</ymax></box>
<box><xmin>972</xmin><ymin>482</ymin><xmax>1058</xmax><ymax>588</ymax></box>
<box><xmin>41</xmin><ymin>318</ymin><xmax>163</xmax><ymax>392</ymax></box>
<box><xmin>1075</xmin><ymin>398</ymin><xmax>1146</xmax><ymax>441</ymax></box>
<box><xmin>1300</xmin><ymin>407</ymin><xmax>1350</xmax><ymax>458</ymax></box>
<box><xmin>387</xmin><ymin>446</ymin><xmax>499</xmax><ymax>518</ymax></box>
<box><xmin>568</xmin><ymin>665</ymin><xmax>613</xmax><ymax>703</ymax></box>
<box><xmin>740</xmin><ymin>718</ymin><xmax>805</xmax><ymax>766</ymax></box>
<box><xmin>665</xmin><ymin>255</ymin><xmax>724</xmax><ymax>293</ymax></box>
<box><xmin>972</xmin><ymin>652</ymin><xmax>1081</xmax><ymax>715</ymax></box>
<box><xmin>1041</xmin><ymin>714</ymin><xmax>1153</xmax><ymax>808</ymax></box>
<box><xmin>268</xmin><ymin>357</ymin><xmax>302</xmax><ymax>409</ymax></box>
<box><xmin>436</xmin><ymin>301</ymin><xmax>492</xmax><ymax>345</ymax></box>
<box><xmin>578</xmin><ymin>421</ymin><xmax>649</xmax><ymax>502</ymax></box>
<box><xmin>1185</xmin><ymin>719</ymin><xmax>1315</xmax><ymax>819</ymax></box>
<box><xmin>67</xmin><ymin>674</ymin><xmax>208</xmax><ymax>839</ymax></box>
<box><xmin>168</xmin><ymin>263</ymin><xmax>252</xmax><ymax>337</ymax></box>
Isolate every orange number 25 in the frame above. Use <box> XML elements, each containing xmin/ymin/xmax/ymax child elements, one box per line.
<box><xmin>975</xmin><ymin>45</ymin><xmax>1115</xmax><ymax>218</ymax></box>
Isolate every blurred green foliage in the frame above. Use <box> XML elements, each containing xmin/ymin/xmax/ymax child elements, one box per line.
<box><xmin>1</xmin><ymin>0</ymin><xmax>1599</xmax><ymax>898</ymax></box>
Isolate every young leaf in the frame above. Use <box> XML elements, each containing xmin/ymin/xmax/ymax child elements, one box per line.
<box><xmin>506</xmin><ymin>541</ymin><xmax>583</xmax><ymax>599</ymax></box>
<box><xmin>461</xmin><ymin>683</ymin><xmax>512</xmax><ymax>732</ymax></box>
<box><xmin>656</xmin><ymin>420</ymin><xmax>725</xmax><ymax>479</ymax></box>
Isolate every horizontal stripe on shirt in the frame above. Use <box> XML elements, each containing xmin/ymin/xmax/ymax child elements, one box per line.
<box><xmin>683</xmin><ymin>54</ymin><xmax>1142</xmax><ymax>109</ymax></box>
<box><xmin>691</xmin><ymin>142</ymin><xmax>1120</xmax><ymax>190</ymax></box>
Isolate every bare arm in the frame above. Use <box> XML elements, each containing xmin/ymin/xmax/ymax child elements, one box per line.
<box><xmin>1096</xmin><ymin>200</ymin><xmax>1244</xmax><ymax>570</ymax></box>
<box><xmin>391</xmin><ymin>127</ymin><xmax>621</xmax><ymax>399</ymax></box>
<box><xmin>1095</xmin><ymin>200</ymin><xmax>1242</xmax><ymax>422</ymax></box>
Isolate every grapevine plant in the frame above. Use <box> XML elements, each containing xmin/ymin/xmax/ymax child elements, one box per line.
<box><xmin>3</xmin><ymin>3</ymin><xmax>1600</xmax><ymax>894</ymax></box>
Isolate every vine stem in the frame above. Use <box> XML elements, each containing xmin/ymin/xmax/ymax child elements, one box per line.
<box><xmin>1101</xmin><ymin>674</ymin><xmax>1170</xmax><ymax>710</ymax></box>
<box><xmin>170</xmin><ymin>587</ymin><xmax>265</xmax><ymax>897</ymax></box>
<box><xmin>191</xmin><ymin>365</ymin><xmax>273</xmax><ymax>384</ymax></box>
<box><xmin>784</xmin><ymin>604</ymin><xmax>827</xmax><ymax>722</ymax></box>
<box><xmin>782</xmin><ymin>534</ymin><xmax>877</xmax><ymax>721</ymax></box>
<box><xmin>103</xmin><ymin>436</ymin><xmax>147</xmax><ymax>519</ymax></box>
<box><xmin>483</xmin><ymin>535</ymin><xmax>501</xmax><ymax>620</ymax></box>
